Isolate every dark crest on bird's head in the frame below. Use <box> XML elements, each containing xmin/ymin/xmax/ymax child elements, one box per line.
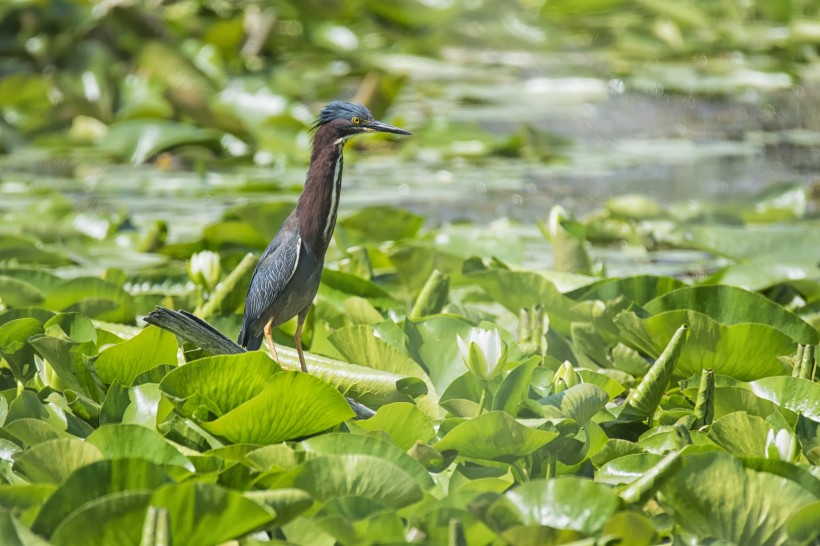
<box><xmin>312</xmin><ymin>101</ymin><xmax>373</xmax><ymax>132</ymax></box>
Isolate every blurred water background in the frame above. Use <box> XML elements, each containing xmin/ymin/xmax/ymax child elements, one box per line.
<box><xmin>0</xmin><ymin>0</ymin><xmax>818</xmax><ymax>241</ymax></box>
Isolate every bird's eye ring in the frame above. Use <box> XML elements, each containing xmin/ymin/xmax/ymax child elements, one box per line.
<box><xmin>351</xmin><ymin>117</ymin><xmax>361</xmax><ymax>125</ymax></box>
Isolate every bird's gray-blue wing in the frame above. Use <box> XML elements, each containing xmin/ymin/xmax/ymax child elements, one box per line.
<box><xmin>238</xmin><ymin>228</ymin><xmax>301</xmax><ymax>347</ymax></box>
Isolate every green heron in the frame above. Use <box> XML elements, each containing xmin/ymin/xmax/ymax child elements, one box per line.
<box><xmin>237</xmin><ymin>101</ymin><xmax>411</xmax><ymax>371</ymax></box>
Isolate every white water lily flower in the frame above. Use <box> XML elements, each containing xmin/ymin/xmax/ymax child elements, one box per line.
<box><xmin>188</xmin><ymin>250</ymin><xmax>221</xmax><ymax>290</ymax></box>
<box><xmin>765</xmin><ymin>428</ymin><xmax>797</xmax><ymax>461</ymax></box>
<box><xmin>457</xmin><ymin>327</ymin><xmax>508</xmax><ymax>382</ymax></box>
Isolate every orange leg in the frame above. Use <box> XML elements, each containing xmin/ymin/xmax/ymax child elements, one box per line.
<box><xmin>263</xmin><ymin>318</ymin><xmax>279</xmax><ymax>363</ymax></box>
<box><xmin>294</xmin><ymin>311</ymin><xmax>308</xmax><ymax>373</ymax></box>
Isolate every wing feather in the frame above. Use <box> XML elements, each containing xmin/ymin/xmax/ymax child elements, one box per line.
<box><xmin>238</xmin><ymin>228</ymin><xmax>301</xmax><ymax>347</ymax></box>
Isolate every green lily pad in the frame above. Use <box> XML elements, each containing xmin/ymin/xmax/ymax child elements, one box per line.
<box><xmin>149</xmin><ymin>482</ymin><xmax>277</xmax><ymax>544</ymax></box>
<box><xmin>51</xmin><ymin>491</ymin><xmax>151</xmax><ymax>546</ymax></box>
<box><xmin>13</xmin><ymin>439</ymin><xmax>103</xmax><ymax>484</ymax></box>
<box><xmin>31</xmin><ymin>458</ymin><xmax>171</xmax><ymax>538</ymax></box>
<box><xmin>160</xmin><ymin>352</ymin><xmax>280</xmax><ymax>418</ymax></box>
<box><xmin>94</xmin><ymin>326</ymin><xmax>178</xmax><ymax>385</ymax></box>
<box><xmin>644</xmin><ymin>285</ymin><xmax>818</xmax><ymax>345</ymax></box>
<box><xmin>43</xmin><ymin>278</ymin><xmax>136</xmax><ymax>323</ymax></box>
<box><xmin>351</xmin><ymin>402</ymin><xmax>435</xmax><ymax>450</ymax></box>
<box><xmin>300</xmin><ymin>433</ymin><xmax>433</xmax><ymax>490</ymax></box>
<box><xmin>465</xmin><ymin>270</ymin><xmax>584</xmax><ymax>334</ymax></box>
<box><xmin>659</xmin><ymin>451</ymin><xmax>816</xmax><ymax>546</ymax></box>
<box><xmin>539</xmin><ymin>383</ymin><xmax>609</xmax><ymax>426</ymax></box>
<box><xmin>435</xmin><ymin>412</ymin><xmax>559</xmax><ymax>463</ymax></box>
<box><xmin>615</xmin><ymin>309</ymin><xmax>792</xmax><ymax>380</ymax></box>
<box><xmin>749</xmin><ymin>376</ymin><xmax>820</xmax><ymax>423</ymax></box>
<box><xmin>86</xmin><ymin>424</ymin><xmax>194</xmax><ymax>470</ymax></box>
<box><xmin>499</xmin><ymin>477</ymin><xmax>621</xmax><ymax>534</ymax></box>
<box><xmin>202</xmin><ymin>372</ymin><xmax>355</xmax><ymax>444</ymax></box>
<box><xmin>279</xmin><ymin>454</ymin><xmax>423</xmax><ymax>509</ymax></box>
<box><xmin>596</xmin><ymin>453</ymin><xmax>663</xmax><ymax>486</ymax></box>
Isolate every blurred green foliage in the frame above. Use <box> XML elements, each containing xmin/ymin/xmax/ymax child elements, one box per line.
<box><xmin>1</xmin><ymin>0</ymin><xmax>819</xmax><ymax>163</ymax></box>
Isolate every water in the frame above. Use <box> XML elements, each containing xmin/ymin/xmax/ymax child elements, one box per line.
<box><xmin>1</xmin><ymin>50</ymin><xmax>818</xmax><ymax>247</ymax></box>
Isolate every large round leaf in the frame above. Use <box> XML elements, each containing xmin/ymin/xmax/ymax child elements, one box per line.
<box><xmin>644</xmin><ymin>285</ymin><xmax>818</xmax><ymax>345</ymax></box>
<box><xmin>300</xmin><ymin>433</ymin><xmax>433</xmax><ymax>490</ymax></box>
<box><xmin>404</xmin><ymin>315</ymin><xmax>472</xmax><ymax>395</ymax></box>
<box><xmin>351</xmin><ymin>402</ymin><xmax>435</xmax><ymax>450</ymax></box>
<box><xmin>615</xmin><ymin>309</ymin><xmax>792</xmax><ymax>380</ymax></box>
<box><xmin>31</xmin><ymin>459</ymin><xmax>171</xmax><ymax>538</ymax></box>
<box><xmin>86</xmin><ymin>424</ymin><xmax>193</xmax><ymax>471</ymax></box>
<box><xmin>43</xmin><ymin>278</ymin><xmax>135</xmax><ymax>323</ymax></box>
<box><xmin>51</xmin><ymin>491</ymin><xmax>151</xmax><ymax>546</ymax></box>
<box><xmin>706</xmin><ymin>412</ymin><xmax>773</xmax><ymax>458</ymax></box>
<box><xmin>202</xmin><ymin>371</ymin><xmax>354</xmax><ymax>444</ymax></box>
<box><xmin>464</xmin><ymin>270</ymin><xmax>585</xmax><ymax>335</ymax></box>
<box><xmin>280</xmin><ymin>454</ymin><xmax>423</xmax><ymax>509</ymax></box>
<box><xmin>749</xmin><ymin>377</ymin><xmax>820</xmax><ymax>423</ymax></box>
<box><xmin>499</xmin><ymin>477</ymin><xmax>621</xmax><ymax>534</ymax></box>
<box><xmin>434</xmin><ymin>411</ymin><xmax>559</xmax><ymax>462</ymax></box>
<box><xmin>570</xmin><ymin>275</ymin><xmax>686</xmax><ymax>306</ymax></box>
<box><xmin>149</xmin><ymin>482</ymin><xmax>276</xmax><ymax>545</ymax></box>
<box><xmin>94</xmin><ymin>326</ymin><xmax>178</xmax><ymax>385</ymax></box>
<box><xmin>159</xmin><ymin>352</ymin><xmax>280</xmax><ymax>418</ymax></box>
<box><xmin>13</xmin><ymin>439</ymin><xmax>102</xmax><ymax>484</ymax></box>
<box><xmin>596</xmin><ymin>453</ymin><xmax>663</xmax><ymax>486</ymax></box>
<box><xmin>659</xmin><ymin>451</ymin><xmax>816</xmax><ymax>545</ymax></box>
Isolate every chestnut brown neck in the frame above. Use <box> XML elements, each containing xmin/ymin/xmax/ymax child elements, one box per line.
<box><xmin>294</xmin><ymin>123</ymin><xmax>347</xmax><ymax>255</ymax></box>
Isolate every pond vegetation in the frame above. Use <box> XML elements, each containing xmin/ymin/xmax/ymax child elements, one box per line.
<box><xmin>0</xmin><ymin>1</ymin><xmax>819</xmax><ymax>545</ymax></box>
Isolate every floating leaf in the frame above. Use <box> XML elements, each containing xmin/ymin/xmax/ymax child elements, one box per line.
<box><xmin>659</xmin><ymin>451</ymin><xmax>816</xmax><ymax>546</ymax></box>
<box><xmin>616</xmin><ymin>310</ymin><xmax>791</xmax><ymax>380</ymax></box>
<box><xmin>94</xmin><ymin>326</ymin><xmax>178</xmax><ymax>385</ymax></box>
<box><xmin>160</xmin><ymin>352</ymin><xmax>280</xmax><ymax>418</ymax></box>
<box><xmin>43</xmin><ymin>278</ymin><xmax>136</xmax><ymax>323</ymax></box>
<box><xmin>51</xmin><ymin>491</ymin><xmax>151</xmax><ymax>546</ymax></box>
<box><xmin>351</xmin><ymin>402</ymin><xmax>435</xmax><ymax>450</ymax></box>
<box><xmin>201</xmin><ymin>372</ymin><xmax>355</xmax><ymax>444</ymax></box>
<box><xmin>645</xmin><ymin>285</ymin><xmax>818</xmax><ymax>345</ymax></box>
<box><xmin>149</xmin><ymin>482</ymin><xmax>276</xmax><ymax>544</ymax></box>
<box><xmin>31</xmin><ymin>459</ymin><xmax>171</xmax><ymax>538</ymax></box>
<box><xmin>300</xmin><ymin>433</ymin><xmax>433</xmax><ymax>490</ymax></box>
<box><xmin>499</xmin><ymin>477</ymin><xmax>621</xmax><ymax>534</ymax></box>
<box><xmin>279</xmin><ymin>454</ymin><xmax>423</xmax><ymax>509</ymax></box>
<box><xmin>86</xmin><ymin>424</ymin><xmax>193</xmax><ymax>471</ymax></box>
<box><xmin>435</xmin><ymin>412</ymin><xmax>559</xmax><ymax>462</ymax></box>
<box><xmin>749</xmin><ymin>376</ymin><xmax>820</xmax><ymax>423</ymax></box>
<box><xmin>13</xmin><ymin>439</ymin><xmax>102</xmax><ymax>484</ymax></box>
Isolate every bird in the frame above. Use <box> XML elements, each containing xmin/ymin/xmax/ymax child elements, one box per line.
<box><xmin>237</xmin><ymin>101</ymin><xmax>411</xmax><ymax>372</ymax></box>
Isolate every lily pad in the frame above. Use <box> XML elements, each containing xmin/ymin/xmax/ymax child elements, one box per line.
<box><xmin>201</xmin><ymin>372</ymin><xmax>355</xmax><ymax>444</ymax></box>
<box><xmin>94</xmin><ymin>326</ymin><xmax>178</xmax><ymax>385</ymax></box>
<box><xmin>435</xmin><ymin>412</ymin><xmax>559</xmax><ymax>462</ymax></box>
<box><xmin>659</xmin><ymin>451</ymin><xmax>816</xmax><ymax>546</ymax></box>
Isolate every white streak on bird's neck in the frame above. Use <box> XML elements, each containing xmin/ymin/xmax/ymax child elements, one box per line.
<box><xmin>323</xmin><ymin>153</ymin><xmax>343</xmax><ymax>243</ymax></box>
<box><xmin>289</xmin><ymin>236</ymin><xmax>302</xmax><ymax>281</ymax></box>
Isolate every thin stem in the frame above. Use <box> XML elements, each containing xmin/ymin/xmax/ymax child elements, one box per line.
<box><xmin>476</xmin><ymin>386</ymin><xmax>488</xmax><ymax>416</ymax></box>
<box><xmin>511</xmin><ymin>461</ymin><xmax>527</xmax><ymax>483</ymax></box>
<box><xmin>545</xmin><ymin>452</ymin><xmax>557</xmax><ymax>480</ymax></box>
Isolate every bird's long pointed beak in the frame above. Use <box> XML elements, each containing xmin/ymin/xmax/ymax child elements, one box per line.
<box><xmin>367</xmin><ymin>120</ymin><xmax>412</xmax><ymax>135</ymax></box>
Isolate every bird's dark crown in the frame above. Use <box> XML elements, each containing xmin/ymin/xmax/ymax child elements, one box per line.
<box><xmin>312</xmin><ymin>101</ymin><xmax>373</xmax><ymax>131</ymax></box>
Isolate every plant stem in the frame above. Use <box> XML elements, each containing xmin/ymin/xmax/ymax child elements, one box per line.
<box><xmin>545</xmin><ymin>453</ymin><xmax>556</xmax><ymax>480</ymax></box>
<box><xmin>476</xmin><ymin>386</ymin><xmax>488</xmax><ymax>416</ymax></box>
<box><xmin>511</xmin><ymin>461</ymin><xmax>527</xmax><ymax>483</ymax></box>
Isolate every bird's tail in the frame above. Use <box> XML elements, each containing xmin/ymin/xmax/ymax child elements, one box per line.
<box><xmin>144</xmin><ymin>306</ymin><xmax>375</xmax><ymax>419</ymax></box>
<box><xmin>144</xmin><ymin>307</ymin><xmax>245</xmax><ymax>355</ymax></box>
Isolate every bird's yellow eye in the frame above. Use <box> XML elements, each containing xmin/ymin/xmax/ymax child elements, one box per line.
<box><xmin>351</xmin><ymin>117</ymin><xmax>361</xmax><ymax>125</ymax></box>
